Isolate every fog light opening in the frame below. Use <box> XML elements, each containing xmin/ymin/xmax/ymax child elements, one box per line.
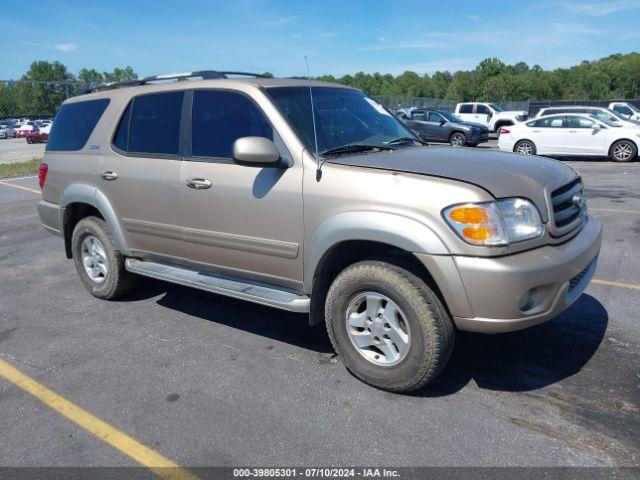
<box><xmin>519</xmin><ymin>288</ymin><xmax>538</xmax><ymax>312</ymax></box>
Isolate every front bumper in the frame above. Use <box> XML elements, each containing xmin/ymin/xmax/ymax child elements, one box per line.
<box><xmin>416</xmin><ymin>216</ymin><xmax>601</xmax><ymax>334</ymax></box>
<box><xmin>453</xmin><ymin>217</ymin><xmax>601</xmax><ymax>333</ymax></box>
<box><xmin>468</xmin><ymin>130</ymin><xmax>489</xmax><ymax>143</ymax></box>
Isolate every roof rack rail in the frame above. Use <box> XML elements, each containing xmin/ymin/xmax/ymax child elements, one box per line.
<box><xmin>83</xmin><ymin>71</ymin><xmax>270</xmax><ymax>93</ymax></box>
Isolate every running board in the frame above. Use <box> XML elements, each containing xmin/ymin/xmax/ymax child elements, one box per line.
<box><xmin>125</xmin><ymin>259</ymin><xmax>310</xmax><ymax>313</ymax></box>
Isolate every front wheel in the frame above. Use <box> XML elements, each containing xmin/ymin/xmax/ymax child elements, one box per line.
<box><xmin>325</xmin><ymin>261</ymin><xmax>455</xmax><ymax>392</ymax></box>
<box><xmin>449</xmin><ymin>132</ymin><xmax>467</xmax><ymax>147</ymax></box>
<box><xmin>514</xmin><ymin>139</ymin><xmax>536</xmax><ymax>155</ymax></box>
<box><xmin>609</xmin><ymin>140</ymin><xmax>637</xmax><ymax>162</ymax></box>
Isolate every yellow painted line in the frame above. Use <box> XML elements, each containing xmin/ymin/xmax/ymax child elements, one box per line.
<box><xmin>592</xmin><ymin>279</ymin><xmax>640</xmax><ymax>291</ymax></box>
<box><xmin>0</xmin><ymin>358</ymin><xmax>199</xmax><ymax>480</ymax></box>
<box><xmin>590</xmin><ymin>207</ymin><xmax>640</xmax><ymax>214</ymax></box>
<box><xmin>0</xmin><ymin>179</ymin><xmax>41</xmax><ymax>194</ymax></box>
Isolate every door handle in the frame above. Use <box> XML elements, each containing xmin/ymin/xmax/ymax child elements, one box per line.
<box><xmin>568</xmin><ymin>130</ymin><xmax>577</xmax><ymax>133</ymax></box>
<box><xmin>101</xmin><ymin>171</ymin><xmax>118</xmax><ymax>181</ymax></box>
<box><xmin>533</xmin><ymin>130</ymin><xmax>541</xmax><ymax>133</ymax></box>
<box><xmin>186</xmin><ymin>177</ymin><xmax>212</xmax><ymax>189</ymax></box>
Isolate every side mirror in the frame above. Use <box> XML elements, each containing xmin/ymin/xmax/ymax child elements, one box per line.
<box><xmin>233</xmin><ymin>137</ymin><xmax>281</xmax><ymax>167</ymax></box>
<box><xmin>439</xmin><ymin>119</ymin><xmax>447</xmax><ymax>125</ymax></box>
<box><xmin>592</xmin><ymin>124</ymin><xmax>603</xmax><ymax>131</ymax></box>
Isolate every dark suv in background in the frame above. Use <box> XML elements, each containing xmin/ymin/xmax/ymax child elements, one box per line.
<box><xmin>398</xmin><ymin>108</ymin><xmax>489</xmax><ymax>147</ymax></box>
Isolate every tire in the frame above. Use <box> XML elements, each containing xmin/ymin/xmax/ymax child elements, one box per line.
<box><xmin>325</xmin><ymin>261</ymin><xmax>455</xmax><ymax>392</ymax></box>
<box><xmin>449</xmin><ymin>132</ymin><xmax>467</xmax><ymax>147</ymax></box>
<box><xmin>609</xmin><ymin>140</ymin><xmax>637</xmax><ymax>162</ymax></box>
<box><xmin>71</xmin><ymin>216</ymin><xmax>137</xmax><ymax>299</ymax></box>
<box><xmin>514</xmin><ymin>139</ymin><xmax>536</xmax><ymax>155</ymax></box>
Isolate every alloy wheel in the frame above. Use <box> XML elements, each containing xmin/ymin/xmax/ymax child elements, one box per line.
<box><xmin>345</xmin><ymin>292</ymin><xmax>411</xmax><ymax>367</ymax></box>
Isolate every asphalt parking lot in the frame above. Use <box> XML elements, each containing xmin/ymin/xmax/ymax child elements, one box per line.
<box><xmin>0</xmin><ymin>137</ymin><xmax>45</xmax><ymax>164</ymax></box>
<box><xmin>0</xmin><ymin>149</ymin><xmax>638</xmax><ymax>473</ymax></box>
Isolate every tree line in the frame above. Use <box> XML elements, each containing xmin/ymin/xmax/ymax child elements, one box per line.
<box><xmin>1</xmin><ymin>53</ymin><xmax>639</xmax><ymax>117</ymax></box>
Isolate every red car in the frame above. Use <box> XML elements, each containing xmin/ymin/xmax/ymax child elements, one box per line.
<box><xmin>25</xmin><ymin>129</ymin><xmax>48</xmax><ymax>144</ymax></box>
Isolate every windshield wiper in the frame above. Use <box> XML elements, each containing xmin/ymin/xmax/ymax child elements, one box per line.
<box><xmin>321</xmin><ymin>144</ymin><xmax>395</xmax><ymax>157</ymax></box>
<box><xmin>386</xmin><ymin>136</ymin><xmax>428</xmax><ymax>146</ymax></box>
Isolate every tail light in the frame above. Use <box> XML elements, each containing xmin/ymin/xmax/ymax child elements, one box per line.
<box><xmin>501</xmin><ymin>128</ymin><xmax>511</xmax><ymax>135</ymax></box>
<box><xmin>38</xmin><ymin>163</ymin><xmax>48</xmax><ymax>189</ymax></box>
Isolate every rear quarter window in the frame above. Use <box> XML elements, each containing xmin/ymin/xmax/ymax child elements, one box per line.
<box><xmin>46</xmin><ymin>99</ymin><xmax>110</xmax><ymax>151</ymax></box>
<box><xmin>458</xmin><ymin>104</ymin><xmax>473</xmax><ymax>114</ymax></box>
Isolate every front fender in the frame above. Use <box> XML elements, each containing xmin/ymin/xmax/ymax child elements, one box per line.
<box><xmin>303</xmin><ymin>211</ymin><xmax>449</xmax><ymax>292</ymax></box>
<box><xmin>60</xmin><ymin>184</ymin><xmax>130</xmax><ymax>256</ymax></box>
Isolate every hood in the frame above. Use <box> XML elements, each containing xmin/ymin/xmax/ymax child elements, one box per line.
<box><xmin>327</xmin><ymin>146</ymin><xmax>579</xmax><ymax>222</ymax></box>
<box><xmin>454</xmin><ymin>120</ymin><xmax>488</xmax><ymax>130</ymax></box>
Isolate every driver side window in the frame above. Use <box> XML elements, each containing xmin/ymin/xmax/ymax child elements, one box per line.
<box><xmin>427</xmin><ymin>112</ymin><xmax>442</xmax><ymax>122</ymax></box>
<box><xmin>566</xmin><ymin>116</ymin><xmax>595</xmax><ymax>129</ymax></box>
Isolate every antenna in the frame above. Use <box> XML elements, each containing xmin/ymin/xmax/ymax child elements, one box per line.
<box><xmin>305</xmin><ymin>56</ymin><xmax>321</xmax><ymax>168</ymax></box>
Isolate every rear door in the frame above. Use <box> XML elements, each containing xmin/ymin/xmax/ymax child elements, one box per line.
<box><xmin>177</xmin><ymin>89</ymin><xmax>304</xmax><ymax>289</ymax></box>
<box><xmin>456</xmin><ymin>104</ymin><xmax>475</xmax><ymax>123</ymax></box>
<box><xmin>98</xmin><ymin>91</ymin><xmax>184</xmax><ymax>259</ymax></box>
<box><xmin>527</xmin><ymin>116</ymin><xmax>566</xmax><ymax>154</ymax></box>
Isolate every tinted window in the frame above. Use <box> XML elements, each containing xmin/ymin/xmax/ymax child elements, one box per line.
<box><xmin>427</xmin><ymin>112</ymin><xmax>442</xmax><ymax>122</ymax></box>
<box><xmin>476</xmin><ymin>105</ymin><xmax>489</xmax><ymax>114</ymax></box>
<box><xmin>566</xmin><ymin>116</ymin><xmax>595</xmax><ymax>128</ymax></box>
<box><xmin>459</xmin><ymin>104</ymin><xmax>473</xmax><ymax>114</ymax></box>
<box><xmin>614</xmin><ymin>105</ymin><xmax>632</xmax><ymax>115</ymax></box>
<box><xmin>411</xmin><ymin>112</ymin><xmax>426</xmax><ymax>121</ymax></box>
<box><xmin>46</xmin><ymin>99</ymin><xmax>109</xmax><ymax>151</ymax></box>
<box><xmin>191</xmin><ymin>90</ymin><xmax>273</xmax><ymax>158</ymax></box>
<box><xmin>113</xmin><ymin>102</ymin><xmax>131</xmax><ymax>151</ymax></box>
<box><xmin>128</xmin><ymin>92</ymin><xmax>183</xmax><ymax>155</ymax></box>
<box><xmin>531</xmin><ymin>117</ymin><xmax>564</xmax><ymax>128</ymax></box>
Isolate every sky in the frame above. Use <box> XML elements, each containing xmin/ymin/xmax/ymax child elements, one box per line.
<box><xmin>2</xmin><ymin>0</ymin><xmax>640</xmax><ymax>80</ymax></box>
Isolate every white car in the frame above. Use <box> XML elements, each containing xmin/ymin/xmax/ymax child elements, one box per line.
<box><xmin>609</xmin><ymin>102</ymin><xmax>640</xmax><ymax>122</ymax></box>
<box><xmin>498</xmin><ymin>113</ymin><xmax>640</xmax><ymax>162</ymax></box>
<box><xmin>454</xmin><ymin>102</ymin><xmax>528</xmax><ymax>133</ymax></box>
<box><xmin>536</xmin><ymin>106</ymin><xmax>639</xmax><ymax>127</ymax></box>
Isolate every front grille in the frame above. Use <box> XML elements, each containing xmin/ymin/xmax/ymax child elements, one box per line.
<box><xmin>550</xmin><ymin>178</ymin><xmax>586</xmax><ymax>235</ymax></box>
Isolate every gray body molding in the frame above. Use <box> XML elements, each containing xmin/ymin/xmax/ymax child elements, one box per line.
<box><xmin>60</xmin><ymin>184</ymin><xmax>131</xmax><ymax>256</ymax></box>
<box><xmin>303</xmin><ymin>211</ymin><xmax>449</xmax><ymax>292</ymax></box>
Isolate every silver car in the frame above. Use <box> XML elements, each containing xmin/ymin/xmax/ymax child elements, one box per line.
<box><xmin>37</xmin><ymin>71</ymin><xmax>601</xmax><ymax>392</ymax></box>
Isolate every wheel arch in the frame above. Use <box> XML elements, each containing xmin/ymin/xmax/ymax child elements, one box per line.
<box><xmin>608</xmin><ymin>137</ymin><xmax>640</xmax><ymax>156</ymax></box>
<box><xmin>60</xmin><ymin>184</ymin><xmax>130</xmax><ymax>258</ymax></box>
<box><xmin>305</xmin><ymin>212</ymin><xmax>453</xmax><ymax>326</ymax></box>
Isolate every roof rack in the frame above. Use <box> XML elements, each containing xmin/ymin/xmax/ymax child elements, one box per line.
<box><xmin>83</xmin><ymin>71</ymin><xmax>270</xmax><ymax>93</ymax></box>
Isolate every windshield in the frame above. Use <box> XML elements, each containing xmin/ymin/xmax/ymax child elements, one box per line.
<box><xmin>266</xmin><ymin>87</ymin><xmax>414</xmax><ymax>155</ymax></box>
<box><xmin>488</xmin><ymin>103</ymin><xmax>503</xmax><ymax>112</ymax></box>
<box><xmin>627</xmin><ymin>103</ymin><xmax>640</xmax><ymax>113</ymax></box>
<box><xmin>590</xmin><ymin>115</ymin><xmax>621</xmax><ymax>127</ymax></box>
<box><xmin>591</xmin><ymin>110</ymin><xmax>622</xmax><ymax>124</ymax></box>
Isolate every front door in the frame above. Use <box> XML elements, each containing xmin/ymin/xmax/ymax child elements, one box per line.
<box><xmin>564</xmin><ymin>116</ymin><xmax>607</xmax><ymax>155</ymax></box>
<box><xmin>178</xmin><ymin>89</ymin><xmax>304</xmax><ymax>289</ymax></box>
<box><xmin>98</xmin><ymin>91</ymin><xmax>184</xmax><ymax>259</ymax></box>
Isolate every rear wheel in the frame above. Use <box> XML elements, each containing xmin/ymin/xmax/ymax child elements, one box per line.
<box><xmin>325</xmin><ymin>261</ymin><xmax>455</xmax><ymax>392</ymax></box>
<box><xmin>71</xmin><ymin>216</ymin><xmax>137</xmax><ymax>299</ymax></box>
<box><xmin>449</xmin><ymin>132</ymin><xmax>467</xmax><ymax>147</ymax></box>
<box><xmin>514</xmin><ymin>139</ymin><xmax>536</xmax><ymax>155</ymax></box>
<box><xmin>609</xmin><ymin>140</ymin><xmax>637</xmax><ymax>162</ymax></box>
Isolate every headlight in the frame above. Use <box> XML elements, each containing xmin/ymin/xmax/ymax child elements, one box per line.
<box><xmin>443</xmin><ymin>198</ymin><xmax>543</xmax><ymax>246</ymax></box>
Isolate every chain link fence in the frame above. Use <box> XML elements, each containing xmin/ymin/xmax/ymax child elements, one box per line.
<box><xmin>0</xmin><ymin>80</ymin><xmax>90</xmax><ymax>167</ymax></box>
<box><xmin>372</xmin><ymin>95</ymin><xmax>530</xmax><ymax>113</ymax></box>
<box><xmin>1</xmin><ymin>80</ymin><xmax>638</xmax><ymax>169</ymax></box>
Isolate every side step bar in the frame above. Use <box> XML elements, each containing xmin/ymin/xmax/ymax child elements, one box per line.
<box><xmin>125</xmin><ymin>259</ymin><xmax>310</xmax><ymax>313</ymax></box>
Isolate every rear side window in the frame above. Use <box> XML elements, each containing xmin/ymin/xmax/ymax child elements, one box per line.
<box><xmin>191</xmin><ymin>90</ymin><xmax>272</xmax><ymax>159</ymax></box>
<box><xmin>114</xmin><ymin>92</ymin><xmax>184</xmax><ymax>156</ymax></box>
<box><xmin>532</xmin><ymin>117</ymin><xmax>564</xmax><ymax>128</ymax></box>
<box><xmin>459</xmin><ymin>104</ymin><xmax>473</xmax><ymax>114</ymax></box>
<box><xmin>46</xmin><ymin>99</ymin><xmax>110</xmax><ymax>151</ymax></box>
